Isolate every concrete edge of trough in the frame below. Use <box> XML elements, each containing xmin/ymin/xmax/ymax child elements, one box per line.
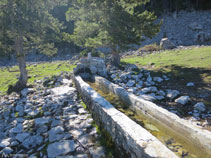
<box><xmin>73</xmin><ymin>75</ymin><xmax>178</xmax><ymax>158</ymax></box>
<box><xmin>93</xmin><ymin>75</ymin><xmax>211</xmax><ymax>155</ymax></box>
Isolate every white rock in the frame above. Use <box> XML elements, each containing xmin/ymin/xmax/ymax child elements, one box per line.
<box><xmin>1</xmin><ymin>147</ymin><xmax>13</xmax><ymax>154</ymax></box>
<box><xmin>160</xmin><ymin>38</ymin><xmax>176</xmax><ymax>49</ymax></box>
<box><xmin>0</xmin><ymin>138</ymin><xmax>10</xmax><ymax>148</ymax></box>
<box><xmin>194</xmin><ymin>102</ymin><xmax>206</xmax><ymax>112</ymax></box>
<box><xmin>50</xmin><ymin>86</ymin><xmax>76</xmax><ymax>96</ymax></box>
<box><xmin>167</xmin><ymin>90</ymin><xmax>180</xmax><ymax>99</ymax></box>
<box><xmin>140</xmin><ymin>87</ymin><xmax>158</xmax><ymax>94</ymax></box>
<box><xmin>186</xmin><ymin>82</ymin><xmax>194</xmax><ymax>87</ymax></box>
<box><xmin>175</xmin><ymin>96</ymin><xmax>190</xmax><ymax>105</ymax></box>
<box><xmin>47</xmin><ymin>140</ymin><xmax>77</xmax><ymax>157</ymax></box>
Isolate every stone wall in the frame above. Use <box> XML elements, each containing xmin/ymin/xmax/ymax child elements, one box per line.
<box><xmin>73</xmin><ymin>75</ymin><xmax>178</xmax><ymax>158</ymax></box>
<box><xmin>93</xmin><ymin>75</ymin><xmax>211</xmax><ymax>156</ymax></box>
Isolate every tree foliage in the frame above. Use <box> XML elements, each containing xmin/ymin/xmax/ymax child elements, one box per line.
<box><xmin>0</xmin><ymin>0</ymin><xmax>64</xmax><ymax>93</ymax></box>
<box><xmin>66</xmin><ymin>0</ymin><xmax>161</xmax><ymax>65</ymax></box>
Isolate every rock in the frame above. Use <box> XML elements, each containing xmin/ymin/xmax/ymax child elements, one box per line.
<box><xmin>125</xmin><ymin>64</ymin><xmax>139</xmax><ymax>72</ymax></box>
<box><xmin>157</xmin><ymin>90</ymin><xmax>166</xmax><ymax>96</ymax></box>
<box><xmin>22</xmin><ymin>135</ymin><xmax>44</xmax><ymax>149</ymax></box>
<box><xmin>21</xmin><ymin>88</ymin><xmax>34</xmax><ymax>97</ymax></box>
<box><xmin>154</xmin><ymin>95</ymin><xmax>165</xmax><ymax>100</ymax></box>
<box><xmin>140</xmin><ymin>87</ymin><xmax>158</xmax><ymax>94</ymax></box>
<box><xmin>37</xmin><ymin>125</ymin><xmax>48</xmax><ymax>134</ymax></box>
<box><xmin>78</xmin><ymin>108</ymin><xmax>87</xmax><ymax>114</ymax></box>
<box><xmin>10</xmin><ymin>141</ymin><xmax>19</xmax><ymax>146</ymax></box>
<box><xmin>51</xmin><ymin>120</ymin><xmax>63</xmax><ymax>127</ymax></box>
<box><xmin>119</xmin><ymin>73</ymin><xmax>128</xmax><ymax>81</ymax></box>
<box><xmin>163</xmin><ymin>75</ymin><xmax>169</xmax><ymax>81</ymax></box>
<box><xmin>50</xmin><ymin>86</ymin><xmax>76</xmax><ymax>96</ymax></box>
<box><xmin>15</xmin><ymin>104</ymin><xmax>24</xmax><ymax>113</ymax></box>
<box><xmin>48</xmin><ymin>126</ymin><xmax>65</xmax><ymax>142</ymax></box>
<box><xmin>186</xmin><ymin>82</ymin><xmax>194</xmax><ymax>87</ymax></box>
<box><xmin>16</xmin><ymin>133</ymin><xmax>30</xmax><ymax>143</ymax></box>
<box><xmin>166</xmin><ymin>90</ymin><xmax>180</xmax><ymax>99</ymax></box>
<box><xmin>0</xmin><ymin>138</ymin><xmax>10</xmax><ymax>148</ymax></box>
<box><xmin>28</xmin><ymin>109</ymin><xmax>39</xmax><ymax>117</ymax></box>
<box><xmin>35</xmin><ymin>117</ymin><xmax>50</xmax><ymax>126</ymax></box>
<box><xmin>147</xmin><ymin>75</ymin><xmax>152</xmax><ymax>82</ymax></box>
<box><xmin>16</xmin><ymin>118</ymin><xmax>25</xmax><ymax>123</ymax></box>
<box><xmin>160</xmin><ymin>38</ymin><xmax>176</xmax><ymax>50</ymax></box>
<box><xmin>47</xmin><ymin>140</ymin><xmax>77</xmax><ymax>158</ymax></box>
<box><xmin>10</xmin><ymin>124</ymin><xmax>23</xmax><ymax>134</ymax></box>
<box><xmin>153</xmin><ymin>77</ymin><xmax>163</xmax><ymax>83</ymax></box>
<box><xmin>110</xmin><ymin>74</ymin><xmax>116</xmax><ymax>79</ymax></box>
<box><xmin>194</xmin><ymin>102</ymin><xmax>206</xmax><ymax>112</ymax></box>
<box><xmin>126</xmin><ymin>80</ymin><xmax>135</xmax><ymax>87</ymax></box>
<box><xmin>1</xmin><ymin>147</ymin><xmax>13</xmax><ymax>154</ymax></box>
<box><xmin>175</xmin><ymin>96</ymin><xmax>190</xmax><ymax>105</ymax></box>
<box><xmin>128</xmin><ymin>88</ymin><xmax>137</xmax><ymax>94</ymax></box>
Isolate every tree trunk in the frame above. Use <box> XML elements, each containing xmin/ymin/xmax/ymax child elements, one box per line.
<box><xmin>111</xmin><ymin>50</ymin><xmax>120</xmax><ymax>67</ymax></box>
<box><xmin>7</xmin><ymin>34</ymin><xmax>28</xmax><ymax>94</ymax></box>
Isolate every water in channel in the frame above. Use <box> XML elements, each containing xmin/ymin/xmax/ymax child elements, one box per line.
<box><xmin>88</xmin><ymin>81</ymin><xmax>210</xmax><ymax>158</ymax></box>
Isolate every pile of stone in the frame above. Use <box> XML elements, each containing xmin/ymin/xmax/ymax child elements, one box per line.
<box><xmin>107</xmin><ymin>64</ymin><xmax>211</xmax><ymax>123</ymax></box>
<box><xmin>0</xmin><ymin>74</ymin><xmax>106</xmax><ymax>158</ymax></box>
<box><xmin>74</xmin><ymin>54</ymin><xmax>107</xmax><ymax>77</ymax></box>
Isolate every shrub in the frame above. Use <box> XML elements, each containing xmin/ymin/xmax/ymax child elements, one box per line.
<box><xmin>138</xmin><ymin>43</ymin><xmax>161</xmax><ymax>52</ymax></box>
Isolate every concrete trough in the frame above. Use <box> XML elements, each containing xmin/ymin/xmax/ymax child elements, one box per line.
<box><xmin>73</xmin><ymin>75</ymin><xmax>178</xmax><ymax>158</ymax></box>
<box><xmin>92</xmin><ymin>75</ymin><xmax>211</xmax><ymax>157</ymax></box>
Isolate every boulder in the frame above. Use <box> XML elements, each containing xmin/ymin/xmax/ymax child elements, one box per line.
<box><xmin>167</xmin><ymin>90</ymin><xmax>180</xmax><ymax>100</ymax></box>
<box><xmin>160</xmin><ymin>38</ymin><xmax>176</xmax><ymax>50</ymax></box>
<box><xmin>194</xmin><ymin>102</ymin><xmax>206</xmax><ymax>112</ymax></box>
<box><xmin>186</xmin><ymin>82</ymin><xmax>194</xmax><ymax>87</ymax></box>
<box><xmin>175</xmin><ymin>96</ymin><xmax>190</xmax><ymax>105</ymax></box>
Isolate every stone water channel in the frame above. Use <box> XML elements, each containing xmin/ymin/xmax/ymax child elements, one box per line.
<box><xmin>73</xmin><ymin>55</ymin><xmax>211</xmax><ymax>158</ymax></box>
<box><xmin>87</xmin><ymin>81</ymin><xmax>209</xmax><ymax>158</ymax></box>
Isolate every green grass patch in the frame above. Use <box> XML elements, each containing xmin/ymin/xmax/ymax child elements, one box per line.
<box><xmin>0</xmin><ymin>61</ymin><xmax>76</xmax><ymax>94</ymax></box>
<box><xmin>122</xmin><ymin>47</ymin><xmax>211</xmax><ymax>69</ymax></box>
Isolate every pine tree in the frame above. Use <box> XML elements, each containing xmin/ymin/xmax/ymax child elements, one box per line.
<box><xmin>0</xmin><ymin>0</ymin><xmax>63</xmax><ymax>93</ymax></box>
<box><xmin>66</xmin><ymin>0</ymin><xmax>161</xmax><ymax>66</ymax></box>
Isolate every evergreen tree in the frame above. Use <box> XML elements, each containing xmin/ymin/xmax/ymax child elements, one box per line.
<box><xmin>0</xmin><ymin>0</ymin><xmax>63</xmax><ymax>93</ymax></box>
<box><xmin>66</xmin><ymin>0</ymin><xmax>161</xmax><ymax>66</ymax></box>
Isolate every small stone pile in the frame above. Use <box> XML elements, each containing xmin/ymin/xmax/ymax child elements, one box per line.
<box><xmin>74</xmin><ymin>55</ymin><xmax>107</xmax><ymax>77</ymax></box>
<box><xmin>107</xmin><ymin>64</ymin><xmax>211</xmax><ymax>125</ymax></box>
<box><xmin>0</xmin><ymin>74</ymin><xmax>106</xmax><ymax>158</ymax></box>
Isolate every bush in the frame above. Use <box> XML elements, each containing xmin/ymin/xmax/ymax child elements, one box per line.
<box><xmin>138</xmin><ymin>43</ymin><xmax>161</xmax><ymax>52</ymax></box>
<box><xmin>80</xmin><ymin>48</ymin><xmax>105</xmax><ymax>58</ymax></box>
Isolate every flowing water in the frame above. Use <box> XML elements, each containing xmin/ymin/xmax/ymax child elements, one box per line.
<box><xmin>88</xmin><ymin>82</ymin><xmax>210</xmax><ymax>158</ymax></box>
